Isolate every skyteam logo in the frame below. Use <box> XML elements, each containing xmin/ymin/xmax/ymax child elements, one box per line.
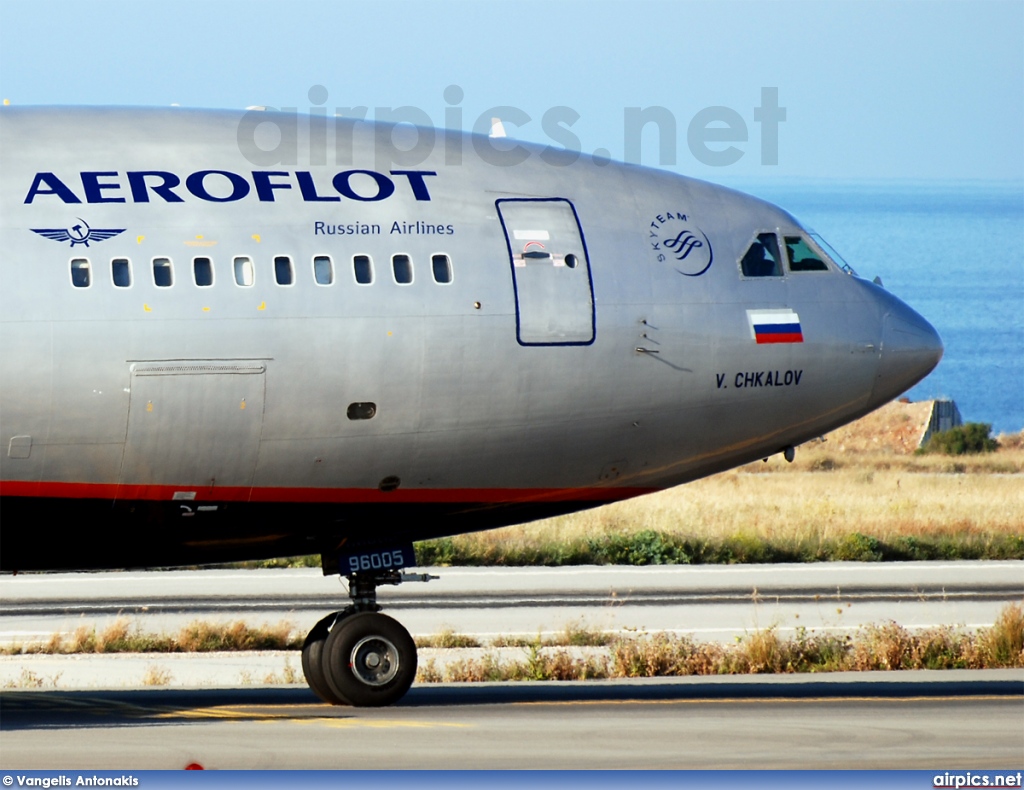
<box><xmin>648</xmin><ymin>211</ymin><xmax>713</xmax><ymax>276</ymax></box>
<box><xmin>31</xmin><ymin>219</ymin><xmax>125</xmax><ymax>248</ymax></box>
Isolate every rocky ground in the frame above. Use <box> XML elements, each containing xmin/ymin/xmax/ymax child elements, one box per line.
<box><xmin>818</xmin><ymin>399</ymin><xmax>939</xmax><ymax>454</ymax></box>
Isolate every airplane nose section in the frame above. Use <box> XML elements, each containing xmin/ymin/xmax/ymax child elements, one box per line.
<box><xmin>872</xmin><ymin>302</ymin><xmax>944</xmax><ymax>404</ymax></box>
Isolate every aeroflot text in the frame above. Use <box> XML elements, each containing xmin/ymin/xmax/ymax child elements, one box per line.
<box><xmin>23</xmin><ymin>170</ymin><xmax>437</xmax><ymax>204</ymax></box>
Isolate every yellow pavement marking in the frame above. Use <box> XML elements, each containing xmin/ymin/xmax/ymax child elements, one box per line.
<box><xmin>3</xmin><ymin>692</ymin><xmax>1015</xmax><ymax>724</ymax></box>
<box><xmin>1</xmin><ymin>696</ymin><xmax>469</xmax><ymax>728</ymax></box>
<box><xmin>153</xmin><ymin>704</ymin><xmax>468</xmax><ymax>728</ymax></box>
<box><xmin>286</xmin><ymin>717</ymin><xmax>469</xmax><ymax>730</ymax></box>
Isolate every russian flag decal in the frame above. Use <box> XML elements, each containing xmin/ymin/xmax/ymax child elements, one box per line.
<box><xmin>747</xmin><ymin>309</ymin><xmax>804</xmax><ymax>344</ymax></box>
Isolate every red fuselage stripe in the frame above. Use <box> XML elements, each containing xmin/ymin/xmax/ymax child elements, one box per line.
<box><xmin>0</xmin><ymin>480</ymin><xmax>656</xmax><ymax>504</ymax></box>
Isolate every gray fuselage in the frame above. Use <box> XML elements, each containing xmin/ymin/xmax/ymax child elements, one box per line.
<box><xmin>0</xmin><ymin>106</ymin><xmax>942</xmax><ymax>569</ymax></box>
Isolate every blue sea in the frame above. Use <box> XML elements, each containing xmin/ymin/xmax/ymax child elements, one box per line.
<box><xmin>719</xmin><ymin>178</ymin><xmax>1024</xmax><ymax>435</ymax></box>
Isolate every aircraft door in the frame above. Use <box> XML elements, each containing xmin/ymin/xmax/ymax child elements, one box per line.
<box><xmin>497</xmin><ymin>198</ymin><xmax>595</xmax><ymax>345</ymax></box>
<box><xmin>119</xmin><ymin>361</ymin><xmax>266</xmax><ymax>493</ymax></box>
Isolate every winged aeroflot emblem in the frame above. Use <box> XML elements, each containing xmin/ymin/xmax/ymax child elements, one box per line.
<box><xmin>31</xmin><ymin>218</ymin><xmax>125</xmax><ymax>247</ymax></box>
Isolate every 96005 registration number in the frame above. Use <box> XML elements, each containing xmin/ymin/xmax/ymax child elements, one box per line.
<box><xmin>338</xmin><ymin>543</ymin><xmax>416</xmax><ymax>574</ymax></box>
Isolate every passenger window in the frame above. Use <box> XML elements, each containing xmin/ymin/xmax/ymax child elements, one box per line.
<box><xmin>740</xmin><ymin>233</ymin><xmax>783</xmax><ymax>277</ymax></box>
<box><xmin>274</xmin><ymin>255</ymin><xmax>294</xmax><ymax>286</ymax></box>
<box><xmin>392</xmin><ymin>254</ymin><xmax>413</xmax><ymax>284</ymax></box>
<box><xmin>785</xmin><ymin>236</ymin><xmax>829</xmax><ymax>272</ymax></box>
<box><xmin>431</xmin><ymin>254</ymin><xmax>452</xmax><ymax>284</ymax></box>
<box><xmin>193</xmin><ymin>256</ymin><xmax>214</xmax><ymax>287</ymax></box>
<box><xmin>353</xmin><ymin>255</ymin><xmax>373</xmax><ymax>285</ymax></box>
<box><xmin>233</xmin><ymin>256</ymin><xmax>254</xmax><ymax>286</ymax></box>
<box><xmin>153</xmin><ymin>257</ymin><xmax>174</xmax><ymax>287</ymax></box>
<box><xmin>71</xmin><ymin>258</ymin><xmax>91</xmax><ymax>288</ymax></box>
<box><xmin>313</xmin><ymin>255</ymin><xmax>334</xmax><ymax>285</ymax></box>
<box><xmin>111</xmin><ymin>258</ymin><xmax>132</xmax><ymax>287</ymax></box>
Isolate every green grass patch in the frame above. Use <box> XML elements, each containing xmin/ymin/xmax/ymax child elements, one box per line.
<box><xmin>229</xmin><ymin>529</ymin><xmax>1023</xmax><ymax>570</ymax></box>
<box><xmin>413</xmin><ymin>531</ymin><xmax>1024</xmax><ymax>566</ymax></box>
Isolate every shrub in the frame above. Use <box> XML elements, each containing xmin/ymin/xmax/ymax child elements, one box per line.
<box><xmin>833</xmin><ymin>533</ymin><xmax>884</xmax><ymax>562</ymax></box>
<box><xmin>590</xmin><ymin>530</ymin><xmax>689</xmax><ymax>565</ymax></box>
<box><xmin>809</xmin><ymin>456</ymin><xmax>840</xmax><ymax>471</ymax></box>
<box><xmin>978</xmin><ymin>602</ymin><xmax>1024</xmax><ymax>667</ymax></box>
<box><xmin>922</xmin><ymin>423</ymin><xmax>999</xmax><ymax>455</ymax></box>
<box><xmin>850</xmin><ymin>621</ymin><xmax>913</xmax><ymax>670</ymax></box>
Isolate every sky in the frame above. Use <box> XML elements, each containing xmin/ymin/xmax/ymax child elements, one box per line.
<box><xmin>1</xmin><ymin>0</ymin><xmax>1022</xmax><ymax>182</ymax></box>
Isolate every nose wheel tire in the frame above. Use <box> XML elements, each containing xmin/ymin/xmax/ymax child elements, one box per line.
<box><xmin>301</xmin><ymin>612</ymin><xmax>351</xmax><ymax>705</ymax></box>
<box><xmin>322</xmin><ymin>611</ymin><xmax>417</xmax><ymax>707</ymax></box>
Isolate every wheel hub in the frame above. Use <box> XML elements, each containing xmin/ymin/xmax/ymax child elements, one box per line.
<box><xmin>350</xmin><ymin>636</ymin><xmax>400</xmax><ymax>686</ymax></box>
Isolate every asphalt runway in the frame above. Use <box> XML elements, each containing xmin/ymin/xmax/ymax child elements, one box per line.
<box><xmin>1</xmin><ymin>675</ymin><xmax>1021</xmax><ymax>769</ymax></box>
<box><xmin>1</xmin><ymin>563</ymin><xmax>1021</xmax><ymax>768</ymax></box>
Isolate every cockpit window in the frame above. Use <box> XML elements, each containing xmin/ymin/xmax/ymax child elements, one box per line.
<box><xmin>740</xmin><ymin>233</ymin><xmax>783</xmax><ymax>277</ymax></box>
<box><xmin>784</xmin><ymin>236</ymin><xmax>829</xmax><ymax>272</ymax></box>
<box><xmin>809</xmin><ymin>231</ymin><xmax>858</xmax><ymax>276</ymax></box>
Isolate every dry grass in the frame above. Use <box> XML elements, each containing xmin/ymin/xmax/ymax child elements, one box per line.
<box><xmin>1</xmin><ymin>618</ymin><xmax>303</xmax><ymax>655</ymax></box>
<box><xmin>175</xmin><ymin>620</ymin><xmax>297</xmax><ymax>652</ymax></box>
<box><xmin>442</xmin><ymin>407</ymin><xmax>1024</xmax><ymax>563</ymax></box>
<box><xmin>416</xmin><ymin>603</ymin><xmax>1024</xmax><ymax>682</ymax></box>
<box><xmin>978</xmin><ymin>602</ymin><xmax>1024</xmax><ymax>665</ymax></box>
<box><xmin>262</xmin><ymin>657</ymin><xmax>301</xmax><ymax>685</ymax></box>
<box><xmin>415</xmin><ymin>629</ymin><xmax>482</xmax><ymax>649</ymax></box>
<box><xmin>3</xmin><ymin>604</ymin><xmax>1019</xmax><ymax>685</ymax></box>
<box><xmin>998</xmin><ymin>432</ymin><xmax>1024</xmax><ymax>451</ymax></box>
<box><xmin>420</xmin><ymin>646</ymin><xmax>609</xmax><ymax>683</ymax></box>
<box><xmin>419</xmin><ymin>437</ymin><xmax>1024</xmax><ymax>564</ymax></box>
<box><xmin>491</xmin><ymin>620</ymin><xmax>613</xmax><ymax>648</ymax></box>
<box><xmin>141</xmin><ymin>665</ymin><xmax>172</xmax><ymax>686</ymax></box>
<box><xmin>1</xmin><ymin>669</ymin><xmax>63</xmax><ymax>689</ymax></box>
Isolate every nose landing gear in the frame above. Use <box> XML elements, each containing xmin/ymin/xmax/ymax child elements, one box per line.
<box><xmin>301</xmin><ymin>568</ymin><xmax>436</xmax><ymax>707</ymax></box>
<box><xmin>323</xmin><ymin>610</ymin><xmax>417</xmax><ymax>706</ymax></box>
